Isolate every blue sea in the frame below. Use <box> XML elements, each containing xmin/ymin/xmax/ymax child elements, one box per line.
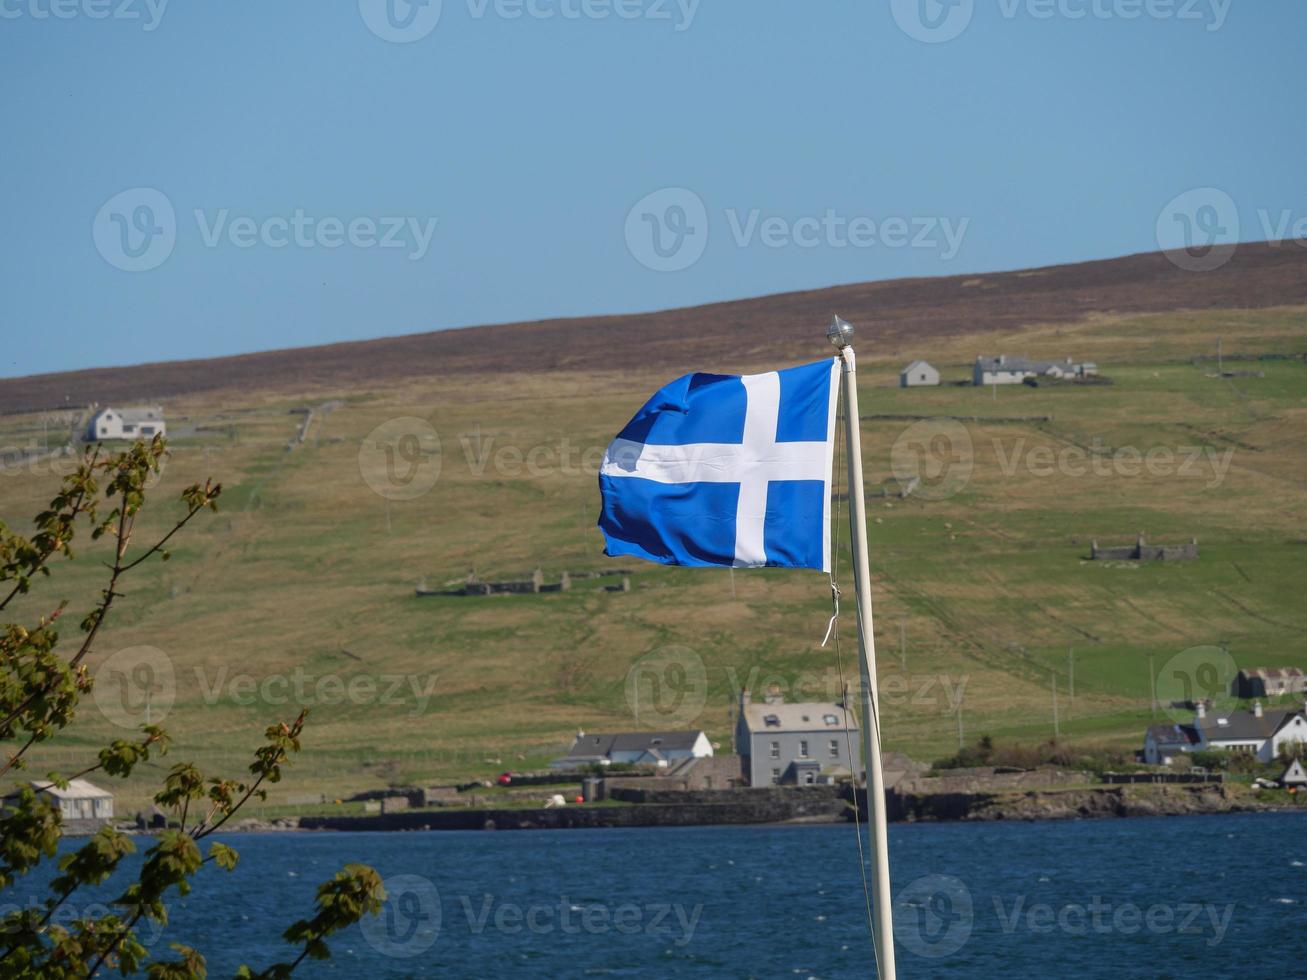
<box><xmin>5</xmin><ymin>813</ymin><xmax>1307</xmax><ymax>978</ymax></box>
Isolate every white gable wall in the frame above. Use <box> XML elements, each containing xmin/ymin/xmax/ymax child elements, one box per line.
<box><xmin>1271</xmin><ymin>715</ymin><xmax>1307</xmax><ymax>762</ymax></box>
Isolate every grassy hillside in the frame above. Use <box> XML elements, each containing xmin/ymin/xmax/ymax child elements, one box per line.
<box><xmin>2</xmin><ymin>302</ymin><xmax>1305</xmax><ymax>814</ymax></box>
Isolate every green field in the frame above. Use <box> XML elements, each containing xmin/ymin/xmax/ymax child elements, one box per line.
<box><xmin>3</xmin><ymin>305</ymin><xmax>1305</xmax><ymax>813</ymax></box>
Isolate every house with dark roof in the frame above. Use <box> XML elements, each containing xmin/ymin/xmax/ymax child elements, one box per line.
<box><xmin>1143</xmin><ymin>723</ymin><xmax>1200</xmax><ymax>765</ymax></box>
<box><xmin>1192</xmin><ymin>701</ymin><xmax>1307</xmax><ymax>763</ymax></box>
<box><xmin>1143</xmin><ymin>702</ymin><xmax>1307</xmax><ymax>765</ymax></box>
<box><xmin>735</xmin><ymin>689</ymin><xmax>861</xmax><ymax>786</ymax></box>
<box><xmin>549</xmin><ymin>730</ymin><xmax>712</xmax><ymax>770</ymax></box>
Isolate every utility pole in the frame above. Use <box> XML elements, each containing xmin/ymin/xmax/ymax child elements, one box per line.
<box><xmin>1051</xmin><ymin>671</ymin><xmax>1060</xmax><ymax>739</ymax></box>
<box><xmin>1148</xmin><ymin>654</ymin><xmax>1158</xmax><ymax>718</ymax></box>
<box><xmin>1068</xmin><ymin>645</ymin><xmax>1075</xmax><ymax>705</ymax></box>
<box><xmin>1217</xmin><ymin>336</ymin><xmax>1223</xmax><ymax>375</ymax></box>
<box><xmin>955</xmin><ymin>695</ymin><xmax>965</xmax><ymax>750</ymax></box>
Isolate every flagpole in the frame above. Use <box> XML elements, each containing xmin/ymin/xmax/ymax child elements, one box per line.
<box><xmin>828</xmin><ymin>315</ymin><xmax>897</xmax><ymax>980</ymax></box>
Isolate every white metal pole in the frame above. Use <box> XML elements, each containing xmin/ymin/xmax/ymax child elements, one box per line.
<box><xmin>829</xmin><ymin>317</ymin><xmax>897</xmax><ymax>980</ymax></box>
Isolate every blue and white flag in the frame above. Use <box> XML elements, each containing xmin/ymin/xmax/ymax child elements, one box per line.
<box><xmin>598</xmin><ymin>359</ymin><xmax>840</xmax><ymax>571</ymax></box>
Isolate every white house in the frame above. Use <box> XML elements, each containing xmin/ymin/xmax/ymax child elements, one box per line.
<box><xmin>549</xmin><ymin>730</ymin><xmax>712</xmax><ymax>770</ymax></box>
<box><xmin>900</xmin><ymin>360</ymin><xmax>941</xmax><ymax>388</ymax></box>
<box><xmin>86</xmin><ymin>406</ymin><xmax>166</xmax><ymax>442</ymax></box>
<box><xmin>972</xmin><ymin>356</ymin><xmax>1096</xmax><ymax>386</ymax></box>
<box><xmin>1280</xmin><ymin>759</ymin><xmax>1307</xmax><ymax>788</ymax></box>
<box><xmin>1143</xmin><ymin>702</ymin><xmax>1307</xmax><ymax>765</ymax></box>
<box><xmin>28</xmin><ymin>778</ymin><xmax>113</xmax><ymax>823</ymax></box>
<box><xmin>1192</xmin><ymin>701</ymin><xmax>1307</xmax><ymax>763</ymax></box>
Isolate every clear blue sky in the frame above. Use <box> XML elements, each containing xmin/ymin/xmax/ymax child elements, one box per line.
<box><xmin>2</xmin><ymin>0</ymin><xmax>1303</xmax><ymax>378</ymax></box>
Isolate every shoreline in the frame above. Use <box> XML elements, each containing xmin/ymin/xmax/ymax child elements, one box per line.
<box><xmin>205</xmin><ymin>783</ymin><xmax>1303</xmax><ymax>835</ymax></box>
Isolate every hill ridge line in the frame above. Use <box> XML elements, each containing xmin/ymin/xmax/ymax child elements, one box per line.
<box><xmin>3</xmin><ymin>241</ymin><xmax>1305</xmax><ymax>414</ymax></box>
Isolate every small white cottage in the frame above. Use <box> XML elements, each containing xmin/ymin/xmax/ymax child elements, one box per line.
<box><xmin>900</xmin><ymin>361</ymin><xmax>941</xmax><ymax>388</ymax></box>
<box><xmin>87</xmin><ymin>406</ymin><xmax>166</xmax><ymax>441</ymax></box>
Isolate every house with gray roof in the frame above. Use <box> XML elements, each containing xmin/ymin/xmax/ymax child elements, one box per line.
<box><xmin>549</xmin><ymin>730</ymin><xmax>712</xmax><ymax>770</ymax></box>
<box><xmin>1191</xmin><ymin>701</ymin><xmax>1307</xmax><ymax>762</ymax></box>
<box><xmin>973</xmin><ymin>355</ymin><xmax>1097</xmax><ymax>386</ymax></box>
<box><xmin>734</xmin><ymin>689</ymin><xmax>860</xmax><ymax>786</ymax></box>
<box><xmin>87</xmin><ymin>406</ymin><xmax>166</xmax><ymax>442</ymax></box>
<box><xmin>1142</xmin><ymin>701</ymin><xmax>1307</xmax><ymax>765</ymax></box>
<box><xmin>4</xmin><ymin>778</ymin><xmax>115</xmax><ymax>834</ymax></box>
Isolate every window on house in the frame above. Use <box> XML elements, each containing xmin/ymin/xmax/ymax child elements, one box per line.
<box><xmin>771</xmin><ymin>768</ymin><xmax>780</xmax><ymax>783</ymax></box>
<box><xmin>763</xmin><ymin>715</ymin><xmax>780</xmax><ymax>727</ymax></box>
<box><xmin>823</xmin><ymin>714</ymin><xmax>839</xmax><ymax>725</ymax></box>
<box><xmin>829</xmin><ymin>739</ymin><xmax>840</xmax><ymax>758</ymax></box>
<box><xmin>799</xmin><ymin>740</ymin><xmax>809</xmax><ymax>758</ymax></box>
<box><xmin>769</xmin><ymin>741</ymin><xmax>779</xmax><ymax>759</ymax></box>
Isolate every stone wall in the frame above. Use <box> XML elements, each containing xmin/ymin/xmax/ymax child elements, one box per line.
<box><xmin>1090</xmin><ymin>535</ymin><xmax>1198</xmax><ymax>561</ymax></box>
<box><xmin>607</xmin><ymin>785</ymin><xmax>842</xmax><ymax>807</ymax></box>
<box><xmin>299</xmin><ymin>790</ymin><xmax>848</xmax><ymax>832</ymax></box>
<box><xmin>895</xmin><ymin>768</ymin><xmax>1091</xmax><ymax>796</ymax></box>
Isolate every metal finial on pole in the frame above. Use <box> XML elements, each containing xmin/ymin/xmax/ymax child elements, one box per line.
<box><xmin>828</xmin><ymin>314</ymin><xmax>897</xmax><ymax>980</ymax></box>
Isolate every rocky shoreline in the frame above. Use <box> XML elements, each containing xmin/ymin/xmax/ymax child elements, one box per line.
<box><xmin>137</xmin><ymin>783</ymin><xmax>1298</xmax><ymax>835</ymax></box>
<box><xmin>884</xmin><ymin>783</ymin><xmax>1283</xmax><ymax>823</ymax></box>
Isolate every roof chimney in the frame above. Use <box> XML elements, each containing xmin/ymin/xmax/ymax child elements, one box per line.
<box><xmin>1253</xmin><ymin>701</ymin><xmax>1263</xmax><ymax>718</ymax></box>
<box><xmin>740</xmin><ymin>689</ymin><xmax>751</xmax><ymax>707</ymax></box>
<box><xmin>1195</xmin><ymin>700</ymin><xmax>1206</xmax><ymax>719</ymax></box>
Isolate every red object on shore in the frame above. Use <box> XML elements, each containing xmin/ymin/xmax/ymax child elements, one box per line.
<box><xmin>497</xmin><ymin>773</ymin><xmax>512</xmax><ymax>786</ymax></box>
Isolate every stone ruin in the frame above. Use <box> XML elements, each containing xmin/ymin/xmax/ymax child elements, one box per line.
<box><xmin>1090</xmin><ymin>534</ymin><xmax>1198</xmax><ymax>562</ymax></box>
<box><xmin>416</xmin><ymin>567</ymin><xmax>633</xmax><ymax>597</ymax></box>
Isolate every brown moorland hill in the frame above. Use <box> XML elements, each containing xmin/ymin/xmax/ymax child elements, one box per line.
<box><xmin>4</xmin><ymin>242</ymin><xmax>1304</xmax><ymax>413</ymax></box>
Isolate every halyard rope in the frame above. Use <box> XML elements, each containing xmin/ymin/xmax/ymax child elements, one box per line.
<box><xmin>826</xmin><ymin>367</ymin><xmax>879</xmax><ymax>960</ymax></box>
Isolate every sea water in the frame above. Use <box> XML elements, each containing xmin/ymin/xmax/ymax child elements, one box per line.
<box><xmin>4</xmin><ymin>812</ymin><xmax>1306</xmax><ymax>978</ymax></box>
